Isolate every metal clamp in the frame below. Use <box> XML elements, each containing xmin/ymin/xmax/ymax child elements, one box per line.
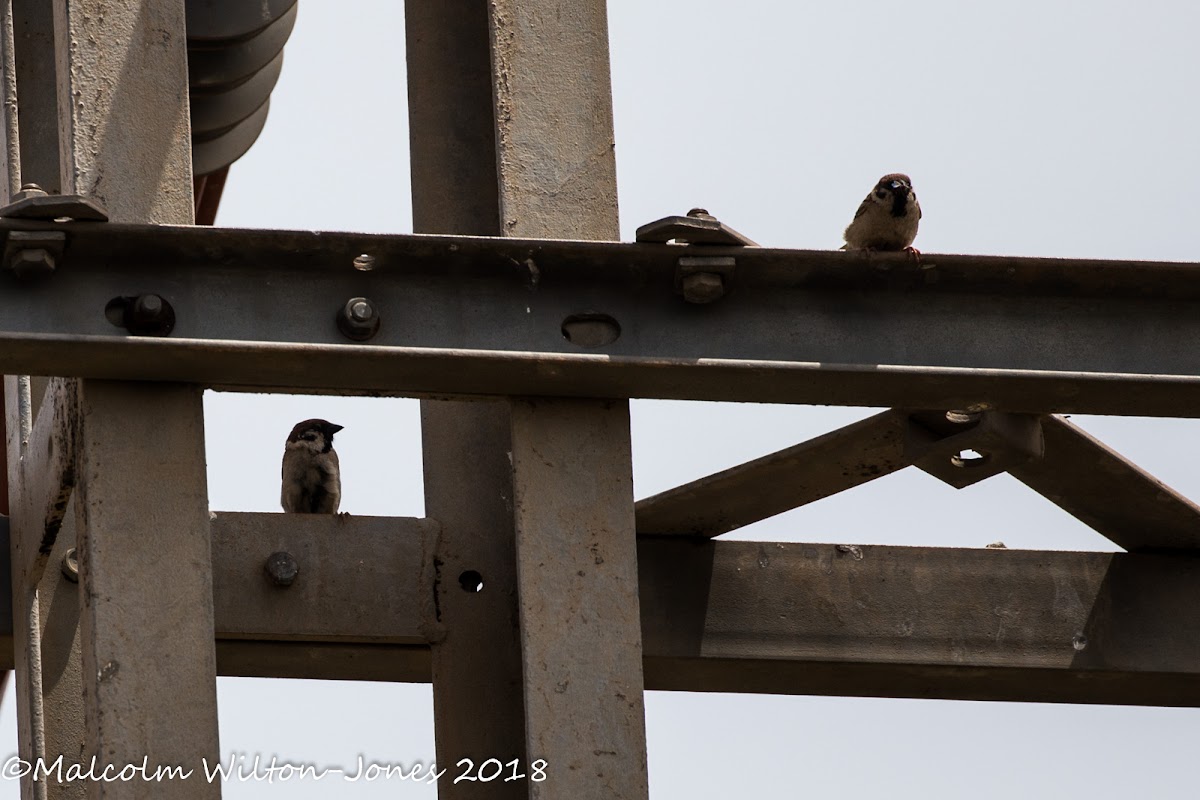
<box><xmin>0</xmin><ymin>183</ymin><xmax>109</xmax><ymax>221</ymax></box>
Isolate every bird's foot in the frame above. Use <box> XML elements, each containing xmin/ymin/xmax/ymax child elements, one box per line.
<box><xmin>904</xmin><ymin>246</ymin><xmax>922</xmax><ymax>266</ymax></box>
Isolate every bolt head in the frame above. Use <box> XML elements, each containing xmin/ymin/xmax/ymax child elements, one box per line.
<box><xmin>350</xmin><ymin>300</ymin><xmax>373</xmax><ymax>322</ymax></box>
<box><xmin>337</xmin><ymin>296</ymin><xmax>381</xmax><ymax>340</ymax></box>
<box><xmin>264</xmin><ymin>551</ymin><xmax>299</xmax><ymax>587</ymax></box>
<box><xmin>7</xmin><ymin>247</ymin><xmax>55</xmax><ymax>278</ymax></box>
<box><xmin>681</xmin><ymin>272</ymin><xmax>725</xmax><ymax>304</ymax></box>
<box><xmin>133</xmin><ymin>293</ymin><xmax>164</xmax><ymax>319</ymax></box>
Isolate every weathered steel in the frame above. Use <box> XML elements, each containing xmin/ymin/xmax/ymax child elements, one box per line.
<box><xmin>3</xmin><ymin>223</ymin><xmax>1200</xmax><ymax>414</ymax></box>
<box><xmin>1009</xmin><ymin>415</ymin><xmax>1200</xmax><ymax>552</ymax></box>
<box><xmin>0</xmin><ymin>525</ymin><xmax>1196</xmax><ymax>706</ymax></box>
<box><xmin>0</xmin><ymin>0</ymin><xmax>17</xmax><ymax>195</ymax></box>
<box><xmin>490</xmin><ymin>0</ymin><xmax>650</xmax><ymax>792</ymax></box>
<box><xmin>12</xmin><ymin>0</ymin><xmax>58</xmax><ymax>191</ymax></box>
<box><xmin>73</xmin><ymin>381</ymin><xmax>219</xmax><ymax>796</ymax></box>
<box><xmin>420</xmin><ymin>402</ymin><xmax>530</xmax><ymax>792</ymax></box>
<box><xmin>211</xmin><ymin>512</ymin><xmax>437</xmax><ymax>643</ymax></box>
<box><xmin>54</xmin><ymin>1</ymin><xmax>218</xmax><ymax>796</ymax></box>
<box><xmin>907</xmin><ymin>410</ymin><xmax>1044</xmax><ymax>489</ymax></box>
<box><xmin>510</xmin><ymin>400</ymin><xmax>649</xmax><ymax>796</ymax></box>
<box><xmin>4</xmin><ymin>377</ymin><xmax>75</xmax><ymax>582</ymax></box>
<box><xmin>638</xmin><ymin>538</ymin><xmax>1200</xmax><ymax>706</ymax></box>
<box><xmin>406</xmin><ymin>0</ymin><xmax>530</xmax><ymax>793</ymax></box>
<box><xmin>636</xmin><ymin>410</ymin><xmax>909</xmax><ymax>537</ymax></box>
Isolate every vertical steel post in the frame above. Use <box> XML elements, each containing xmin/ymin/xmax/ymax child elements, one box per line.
<box><xmin>54</xmin><ymin>1</ymin><xmax>220</xmax><ymax>797</ymax></box>
<box><xmin>406</xmin><ymin>4</ymin><xmax>528</xmax><ymax>797</ymax></box>
<box><xmin>407</xmin><ymin>0</ymin><xmax>648</xmax><ymax>796</ymax></box>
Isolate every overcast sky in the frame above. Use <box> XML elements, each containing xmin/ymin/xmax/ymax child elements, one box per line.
<box><xmin>5</xmin><ymin>1</ymin><xmax>1200</xmax><ymax>797</ymax></box>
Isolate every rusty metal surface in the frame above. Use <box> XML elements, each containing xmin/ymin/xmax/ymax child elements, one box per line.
<box><xmin>510</xmin><ymin>400</ymin><xmax>649</xmax><ymax>797</ymax></box>
<box><xmin>5</xmin><ymin>374</ymin><xmax>76</xmax><ymax>800</ymax></box>
<box><xmin>636</xmin><ymin>410</ymin><xmax>909</xmax><ymax>537</ymax></box>
<box><xmin>1010</xmin><ymin>415</ymin><xmax>1200</xmax><ymax>552</ymax></box>
<box><xmin>211</xmin><ymin>512</ymin><xmax>436</xmax><ymax>643</ymax></box>
<box><xmin>4</xmin><ymin>224</ymin><xmax>1200</xmax><ymax>413</ymax></box>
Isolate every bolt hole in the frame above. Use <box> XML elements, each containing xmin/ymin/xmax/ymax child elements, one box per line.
<box><xmin>1072</xmin><ymin>633</ymin><xmax>1088</xmax><ymax>651</ymax></box>
<box><xmin>561</xmin><ymin>313</ymin><xmax>620</xmax><ymax>348</ymax></box>
<box><xmin>950</xmin><ymin>449</ymin><xmax>990</xmax><ymax>468</ymax></box>
<box><xmin>352</xmin><ymin>253</ymin><xmax>376</xmax><ymax>271</ymax></box>
<box><xmin>458</xmin><ymin>570</ymin><xmax>484</xmax><ymax>593</ymax></box>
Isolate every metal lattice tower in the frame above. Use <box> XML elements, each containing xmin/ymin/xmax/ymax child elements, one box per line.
<box><xmin>2</xmin><ymin>1</ymin><xmax>1200</xmax><ymax>799</ymax></box>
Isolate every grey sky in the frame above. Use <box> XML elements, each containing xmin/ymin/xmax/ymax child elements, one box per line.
<box><xmin>4</xmin><ymin>1</ymin><xmax>1199</xmax><ymax>796</ymax></box>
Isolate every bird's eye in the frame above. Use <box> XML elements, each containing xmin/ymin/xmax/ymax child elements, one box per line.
<box><xmin>302</xmin><ymin>433</ymin><xmax>317</xmax><ymax>441</ymax></box>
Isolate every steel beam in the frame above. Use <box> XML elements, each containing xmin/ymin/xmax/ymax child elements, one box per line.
<box><xmin>636</xmin><ymin>410</ymin><xmax>909</xmax><ymax>537</ymax></box>
<box><xmin>406</xmin><ymin>0</ymin><xmax>530</xmax><ymax>794</ymax></box>
<box><xmin>53</xmin><ymin>1</ymin><xmax>218</xmax><ymax>797</ymax></box>
<box><xmin>637</xmin><ymin>537</ymin><xmax>1200</xmax><ymax>706</ymax></box>
<box><xmin>1</xmin><ymin>520</ymin><xmax>1199</xmax><ymax>706</ymax></box>
<box><xmin>3</xmin><ymin>223</ymin><xmax>1200</xmax><ymax>414</ymax></box>
<box><xmin>636</xmin><ymin>409</ymin><xmax>1200</xmax><ymax>552</ymax></box>
<box><xmin>509</xmin><ymin>400</ymin><xmax>648</xmax><ymax>796</ymax></box>
<box><xmin>1009</xmin><ymin>415</ymin><xmax>1200</xmax><ymax>552</ymax></box>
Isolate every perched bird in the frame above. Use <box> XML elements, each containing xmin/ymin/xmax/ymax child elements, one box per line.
<box><xmin>842</xmin><ymin>173</ymin><xmax>921</xmax><ymax>252</ymax></box>
<box><xmin>281</xmin><ymin>419</ymin><xmax>344</xmax><ymax>514</ymax></box>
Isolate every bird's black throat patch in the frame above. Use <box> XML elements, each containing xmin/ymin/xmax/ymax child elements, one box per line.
<box><xmin>890</xmin><ymin>190</ymin><xmax>909</xmax><ymax>218</ymax></box>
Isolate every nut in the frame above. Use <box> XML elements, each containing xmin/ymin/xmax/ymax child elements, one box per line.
<box><xmin>337</xmin><ymin>296</ymin><xmax>381</xmax><ymax>340</ymax></box>
<box><xmin>7</xmin><ymin>247</ymin><xmax>56</xmax><ymax>278</ymax></box>
<box><xmin>680</xmin><ymin>272</ymin><xmax>725</xmax><ymax>304</ymax></box>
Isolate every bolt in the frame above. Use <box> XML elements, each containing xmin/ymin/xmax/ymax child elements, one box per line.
<box><xmin>352</xmin><ymin>253</ymin><xmax>376</xmax><ymax>271</ymax></box>
<box><xmin>350</xmin><ymin>299</ymin><xmax>373</xmax><ymax>322</ymax></box>
<box><xmin>7</xmin><ymin>247</ymin><xmax>55</xmax><ymax>278</ymax></box>
<box><xmin>122</xmin><ymin>293</ymin><xmax>175</xmax><ymax>336</ymax></box>
<box><xmin>61</xmin><ymin>548</ymin><xmax>79</xmax><ymax>583</ymax></box>
<box><xmin>132</xmin><ymin>293</ymin><xmax>163</xmax><ymax>320</ymax></box>
<box><xmin>13</xmin><ymin>183</ymin><xmax>48</xmax><ymax>203</ymax></box>
<box><xmin>687</xmin><ymin>207</ymin><xmax>714</xmax><ymax>220</ymax></box>
<box><xmin>264</xmin><ymin>551</ymin><xmax>299</xmax><ymax>587</ymax></box>
<box><xmin>337</xmin><ymin>296</ymin><xmax>381</xmax><ymax>340</ymax></box>
<box><xmin>680</xmin><ymin>272</ymin><xmax>725</xmax><ymax>304</ymax></box>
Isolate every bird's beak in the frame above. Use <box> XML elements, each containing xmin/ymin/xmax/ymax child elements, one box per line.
<box><xmin>889</xmin><ymin>180</ymin><xmax>906</xmax><ymax>192</ymax></box>
<box><xmin>329</xmin><ymin>424</ymin><xmax>345</xmax><ymax>434</ymax></box>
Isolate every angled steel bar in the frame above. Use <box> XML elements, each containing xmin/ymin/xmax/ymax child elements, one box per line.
<box><xmin>635</xmin><ymin>409</ymin><xmax>1200</xmax><ymax>553</ymax></box>
<box><xmin>635</xmin><ymin>410</ymin><xmax>909</xmax><ymax>537</ymax></box>
<box><xmin>4</xmin><ymin>223</ymin><xmax>1200</xmax><ymax>414</ymax></box>
<box><xmin>1008</xmin><ymin>415</ymin><xmax>1200</xmax><ymax>552</ymax></box>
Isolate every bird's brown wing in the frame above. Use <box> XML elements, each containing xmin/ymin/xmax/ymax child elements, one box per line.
<box><xmin>853</xmin><ymin>195</ymin><xmax>872</xmax><ymax>219</ymax></box>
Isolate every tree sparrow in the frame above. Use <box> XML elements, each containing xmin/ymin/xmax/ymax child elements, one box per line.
<box><xmin>281</xmin><ymin>419</ymin><xmax>344</xmax><ymax>514</ymax></box>
<box><xmin>842</xmin><ymin>173</ymin><xmax>921</xmax><ymax>252</ymax></box>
